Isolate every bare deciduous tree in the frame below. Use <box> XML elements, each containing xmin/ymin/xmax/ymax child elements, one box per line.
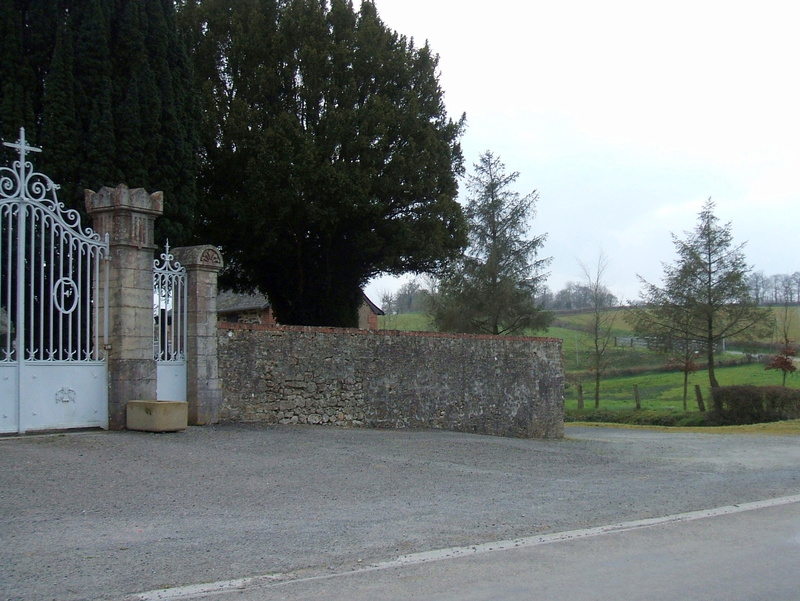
<box><xmin>579</xmin><ymin>253</ymin><xmax>618</xmax><ymax>408</ymax></box>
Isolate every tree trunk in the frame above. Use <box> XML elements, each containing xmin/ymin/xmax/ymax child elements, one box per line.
<box><xmin>594</xmin><ymin>371</ymin><xmax>600</xmax><ymax>408</ymax></box>
<box><xmin>682</xmin><ymin>370</ymin><xmax>689</xmax><ymax>411</ymax></box>
<box><xmin>577</xmin><ymin>383</ymin><xmax>584</xmax><ymax>409</ymax></box>
<box><xmin>707</xmin><ymin>320</ymin><xmax>720</xmax><ymax>389</ymax></box>
<box><xmin>634</xmin><ymin>384</ymin><xmax>641</xmax><ymax>410</ymax></box>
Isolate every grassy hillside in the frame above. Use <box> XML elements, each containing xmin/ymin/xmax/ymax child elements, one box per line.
<box><xmin>549</xmin><ymin>308</ymin><xmax>636</xmax><ymax>338</ymax></box>
<box><xmin>378</xmin><ymin>306</ymin><xmax>800</xmax><ymax>353</ymax></box>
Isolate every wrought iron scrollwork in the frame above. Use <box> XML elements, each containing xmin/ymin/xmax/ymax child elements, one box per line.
<box><xmin>153</xmin><ymin>242</ymin><xmax>187</xmax><ymax>362</ymax></box>
<box><xmin>1</xmin><ymin>128</ymin><xmax>101</xmax><ymax>241</ymax></box>
<box><xmin>1</xmin><ymin>128</ymin><xmax>109</xmax><ymax>363</ymax></box>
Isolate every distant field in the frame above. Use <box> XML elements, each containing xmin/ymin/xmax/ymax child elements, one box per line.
<box><xmin>378</xmin><ymin>306</ymin><xmax>800</xmax><ymax>345</ymax></box>
<box><xmin>565</xmin><ymin>363</ymin><xmax>800</xmax><ymax>411</ymax></box>
<box><xmin>549</xmin><ymin>308</ymin><xmax>636</xmax><ymax>338</ymax></box>
<box><xmin>378</xmin><ymin>313</ymin><xmax>561</xmax><ymax>337</ymax></box>
<box><xmin>764</xmin><ymin>306</ymin><xmax>800</xmax><ymax>342</ymax></box>
<box><xmin>552</xmin><ymin>306</ymin><xmax>800</xmax><ymax>346</ymax></box>
<box><xmin>378</xmin><ymin>308</ymin><xmax>800</xmax><ymax>395</ymax></box>
<box><xmin>378</xmin><ymin>312</ymin><xmax>436</xmax><ymax>332</ymax></box>
<box><xmin>377</xmin><ymin>307</ymin><xmax>800</xmax><ymax>425</ymax></box>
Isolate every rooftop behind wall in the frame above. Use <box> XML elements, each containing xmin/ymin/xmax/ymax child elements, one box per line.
<box><xmin>217</xmin><ymin>324</ymin><xmax>564</xmax><ymax>439</ymax></box>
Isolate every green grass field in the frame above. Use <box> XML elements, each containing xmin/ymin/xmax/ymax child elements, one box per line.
<box><xmin>549</xmin><ymin>308</ymin><xmax>635</xmax><ymax>338</ymax></box>
<box><xmin>378</xmin><ymin>312</ymin><xmax>436</xmax><ymax>332</ymax></box>
<box><xmin>567</xmin><ymin>420</ymin><xmax>800</xmax><ymax>435</ymax></box>
<box><xmin>566</xmin><ymin>363</ymin><xmax>800</xmax><ymax>412</ymax></box>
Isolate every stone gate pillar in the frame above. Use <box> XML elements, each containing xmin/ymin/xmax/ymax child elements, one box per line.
<box><xmin>86</xmin><ymin>185</ymin><xmax>162</xmax><ymax>429</ymax></box>
<box><xmin>172</xmin><ymin>245</ymin><xmax>224</xmax><ymax>425</ymax></box>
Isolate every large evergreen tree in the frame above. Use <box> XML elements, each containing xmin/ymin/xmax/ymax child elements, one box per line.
<box><xmin>0</xmin><ymin>0</ymin><xmax>37</xmax><ymax>159</ymax></box>
<box><xmin>0</xmin><ymin>0</ymin><xmax>198</xmax><ymax>244</ymax></box>
<box><xmin>182</xmin><ymin>0</ymin><xmax>467</xmax><ymax>327</ymax></box>
<box><xmin>429</xmin><ymin>151</ymin><xmax>552</xmax><ymax>335</ymax></box>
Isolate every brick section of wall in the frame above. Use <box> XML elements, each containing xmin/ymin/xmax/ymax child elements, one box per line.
<box><xmin>217</xmin><ymin>323</ymin><xmax>564</xmax><ymax>438</ymax></box>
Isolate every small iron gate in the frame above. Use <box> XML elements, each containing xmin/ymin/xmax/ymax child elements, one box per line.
<box><xmin>154</xmin><ymin>243</ymin><xmax>187</xmax><ymax>401</ymax></box>
<box><xmin>1</xmin><ymin>129</ymin><xmax>109</xmax><ymax>434</ymax></box>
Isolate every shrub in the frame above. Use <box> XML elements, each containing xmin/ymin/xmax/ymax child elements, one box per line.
<box><xmin>565</xmin><ymin>409</ymin><xmax>711</xmax><ymax>427</ymax></box>
<box><xmin>710</xmin><ymin>386</ymin><xmax>800</xmax><ymax>425</ymax></box>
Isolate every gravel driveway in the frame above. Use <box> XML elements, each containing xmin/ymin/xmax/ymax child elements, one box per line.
<box><xmin>2</xmin><ymin>424</ymin><xmax>799</xmax><ymax>601</ymax></box>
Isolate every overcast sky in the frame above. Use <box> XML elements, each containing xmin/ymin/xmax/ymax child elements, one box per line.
<box><xmin>364</xmin><ymin>0</ymin><xmax>799</xmax><ymax>304</ymax></box>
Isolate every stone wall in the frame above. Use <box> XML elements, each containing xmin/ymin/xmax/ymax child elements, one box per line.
<box><xmin>218</xmin><ymin>323</ymin><xmax>564</xmax><ymax>438</ymax></box>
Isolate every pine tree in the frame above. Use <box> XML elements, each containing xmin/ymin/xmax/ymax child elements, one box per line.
<box><xmin>72</xmin><ymin>0</ymin><xmax>118</xmax><ymax>200</ymax></box>
<box><xmin>40</xmin><ymin>17</ymin><xmax>79</xmax><ymax>193</ymax></box>
<box><xmin>0</xmin><ymin>0</ymin><xmax>36</xmax><ymax>153</ymax></box>
<box><xmin>633</xmin><ymin>199</ymin><xmax>773</xmax><ymax>391</ymax></box>
<box><xmin>429</xmin><ymin>151</ymin><xmax>552</xmax><ymax>335</ymax></box>
<box><xmin>2</xmin><ymin>0</ymin><xmax>199</xmax><ymax>243</ymax></box>
<box><xmin>139</xmin><ymin>0</ymin><xmax>199</xmax><ymax>242</ymax></box>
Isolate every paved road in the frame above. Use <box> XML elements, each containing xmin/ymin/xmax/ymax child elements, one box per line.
<box><xmin>158</xmin><ymin>497</ymin><xmax>799</xmax><ymax>601</ymax></box>
<box><xmin>2</xmin><ymin>424</ymin><xmax>799</xmax><ymax>600</ymax></box>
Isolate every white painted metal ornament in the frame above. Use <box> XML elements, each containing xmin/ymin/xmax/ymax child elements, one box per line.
<box><xmin>1</xmin><ymin>128</ymin><xmax>110</xmax><ymax>433</ymax></box>
<box><xmin>153</xmin><ymin>241</ymin><xmax>187</xmax><ymax>362</ymax></box>
<box><xmin>154</xmin><ymin>241</ymin><xmax>188</xmax><ymax>402</ymax></box>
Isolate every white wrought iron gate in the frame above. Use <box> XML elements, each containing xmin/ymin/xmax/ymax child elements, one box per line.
<box><xmin>1</xmin><ymin>129</ymin><xmax>109</xmax><ymax>434</ymax></box>
<box><xmin>154</xmin><ymin>243</ymin><xmax>187</xmax><ymax>401</ymax></box>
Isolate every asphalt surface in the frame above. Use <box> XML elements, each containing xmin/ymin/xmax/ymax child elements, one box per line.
<box><xmin>226</xmin><ymin>499</ymin><xmax>800</xmax><ymax>601</ymax></box>
<box><xmin>2</xmin><ymin>424</ymin><xmax>799</xmax><ymax>601</ymax></box>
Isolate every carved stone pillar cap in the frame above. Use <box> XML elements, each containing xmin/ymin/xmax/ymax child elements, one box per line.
<box><xmin>85</xmin><ymin>184</ymin><xmax>164</xmax><ymax>216</ymax></box>
<box><xmin>172</xmin><ymin>245</ymin><xmax>224</xmax><ymax>272</ymax></box>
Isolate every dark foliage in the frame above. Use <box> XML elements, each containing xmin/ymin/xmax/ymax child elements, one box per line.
<box><xmin>183</xmin><ymin>0</ymin><xmax>467</xmax><ymax>327</ymax></box>
<box><xmin>710</xmin><ymin>385</ymin><xmax>800</xmax><ymax>425</ymax></box>
<box><xmin>1</xmin><ymin>0</ymin><xmax>198</xmax><ymax>244</ymax></box>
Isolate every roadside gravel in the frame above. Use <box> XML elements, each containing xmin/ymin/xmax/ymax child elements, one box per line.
<box><xmin>2</xmin><ymin>424</ymin><xmax>799</xmax><ymax>601</ymax></box>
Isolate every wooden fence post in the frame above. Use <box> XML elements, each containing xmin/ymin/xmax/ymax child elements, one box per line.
<box><xmin>695</xmin><ymin>384</ymin><xmax>706</xmax><ymax>412</ymax></box>
<box><xmin>577</xmin><ymin>383</ymin><xmax>584</xmax><ymax>409</ymax></box>
<box><xmin>634</xmin><ymin>384</ymin><xmax>641</xmax><ymax>410</ymax></box>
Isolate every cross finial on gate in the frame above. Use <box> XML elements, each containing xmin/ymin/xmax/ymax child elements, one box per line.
<box><xmin>3</xmin><ymin>127</ymin><xmax>42</xmax><ymax>166</ymax></box>
<box><xmin>1</xmin><ymin>127</ymin><xmax>60</xmax><ymax>202</ymax></box>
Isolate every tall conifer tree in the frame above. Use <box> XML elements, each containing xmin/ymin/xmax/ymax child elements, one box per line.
<box><xmin>429</xmin><ymin>151</ymin><xmax>552</xmax><ymax>335</ymax></box>
<box><xmin>1</xmin><ymin>0</ymin><xmax>199</xmax><ymax>244</ymax></box>
<box><xmin>0</xmin><ymin>0</ymin><xmax>36</xmax><ymax>153</ymax></box>
<box><xmin>633</xmin><ymin>200</ymin><xmax>773</xmax><ymax>390</ymax></box>
<box><xmin>40</xmin><ymin>14</ymin><xmax>79</xmax><ymax>194</ymax></box>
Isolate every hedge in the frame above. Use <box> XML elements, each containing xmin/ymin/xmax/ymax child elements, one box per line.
<box><xmin>710</xmin><ymin>386</ymin><xmax>800</xmax><ymax>425</ymax></box>
<box><xmin>565</xmin><ymin>409</ymin><xmax>709</xmax><ymax>427</ymax></box>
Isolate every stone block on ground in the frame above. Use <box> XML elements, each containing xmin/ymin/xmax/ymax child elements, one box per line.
<box><xmin>126</xmin><ymin>400</ymin><xmax>188</xmax><ymax>432</ymax></box>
